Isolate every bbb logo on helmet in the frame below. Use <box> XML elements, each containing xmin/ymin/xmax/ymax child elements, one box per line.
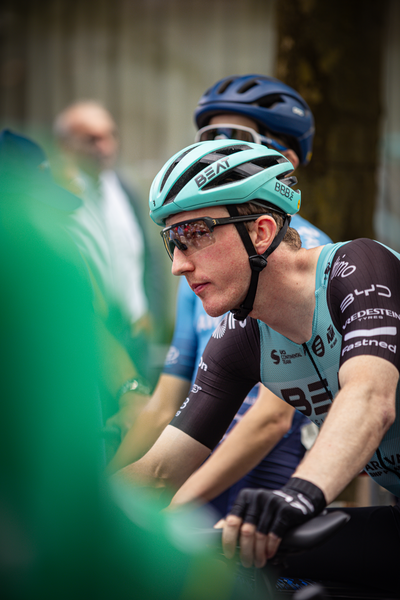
<box><xmin>195</xmin><ymin>158</ymin><xmax>230</xmax><ymax>188</ymax></box>
<box><xmin>275</xmin><ymin>181</ymin><xmax>294</xmax><ymax>202</ymax></box>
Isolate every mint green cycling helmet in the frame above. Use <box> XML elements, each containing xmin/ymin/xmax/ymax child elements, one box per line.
<box><xmin>149</xmin><ymin>140</ymin><xmax>301</xmax><ymax>225</ymax></box>
<box><xmin>149</xmin><ymin>140</ymin><xmax>301</xmax><ymax>320</ymax></box>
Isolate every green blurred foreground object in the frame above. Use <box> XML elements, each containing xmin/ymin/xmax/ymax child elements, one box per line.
<box><xmin>0</xmin><ymin>129</ymin><xmax>238</xmax><ymax>600</ymax></box>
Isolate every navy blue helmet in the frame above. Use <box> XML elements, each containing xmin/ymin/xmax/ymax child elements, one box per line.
<box><xmin>194</xmin><ymin>74</ymin><xmax>315</xmax><ymax>165</ymax></box>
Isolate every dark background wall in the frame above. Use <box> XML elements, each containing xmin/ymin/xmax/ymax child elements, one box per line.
<box><xmin>276</xmin><ymin>0</ymin><xmax>388</xmax><ymax>242</ymax></box>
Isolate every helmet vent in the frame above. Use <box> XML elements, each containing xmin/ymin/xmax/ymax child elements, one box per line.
<box><xmin>217</xmin><ymin>78</ymin><xmax>235</xmax><ymax>94</ymax></box>
<box><xmin>256</xmin><ymin>93</ymin><xmax>284</xmax><ymax>109</ymax></box>
<box><xmin>160</xmin><ymin>147</ymin><xmax>198</xmax><ymax>192</ymax></box>
<box><xmin>202</xmin><ymin>155</ymin><xmax>283</xmax><ymax>190</ymax></box>
<box><xmin>205</xmin><ymin>144</ymin><xmax>252</xmax><ymax>157</ymax></box>
<box><xmin>237</xmin><ymin>79</ymin><xmax>259</xmax><ymax>94</ymax></box>
<box><xmin>252</xmin><ymin>155</ymin><xmax>289</xmax><ymax>168</ymax></box>
<box><xmin>164</xmin><ymin>161</ymin><xmax>206</xmax><ymax>205</ymax></box>
<box><xmin>163</xmin><ymin>146</ymin><xmax>252</xmax><ymax>204</ymax></box>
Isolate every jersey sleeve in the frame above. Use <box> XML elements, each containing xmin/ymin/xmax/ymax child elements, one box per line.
<box><xmin>327</xmin><ymin>239</ymin><xmax>400</xmax><ymax>371</ymax></box>
<box><xmin>170</xmin><ymin>314</ymin><xmax>262</xmax><ymax>450</ymax></box>
<box><xmin>162</xmin><ymin>278</ymin><xmax>198</xmax><ymax>381</ymax></box>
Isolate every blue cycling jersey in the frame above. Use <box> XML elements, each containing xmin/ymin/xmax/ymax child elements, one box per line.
<box><xmin>163</xmin><ymin>215</ymin><xmax>332</xmax><ymax>507</ymax></box>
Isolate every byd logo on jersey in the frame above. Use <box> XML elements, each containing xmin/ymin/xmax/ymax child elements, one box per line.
<box><xmin>340</xmin><ymin>285</ymin><xmax>392</xmax><ymax>313</ymax></box>
<box><xmin>195</xmin><ymin>158</ymin><xmax>230</xmax><ymax>187</ymax></box>
<box><xmin>341</xmin><ymin>326</ymin><xmax>397</xmax><ymax>356</ymax></box>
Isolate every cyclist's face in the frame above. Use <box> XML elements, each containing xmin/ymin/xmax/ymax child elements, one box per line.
<box><xmin>166</xmin><ymin>206</ymin><xmax>252</xmax><ymax>318</ymax></box>
<box><xmin>208</xmin><ymin>114</ymin><xmax>300</xmax><ymax>171</ymax></box>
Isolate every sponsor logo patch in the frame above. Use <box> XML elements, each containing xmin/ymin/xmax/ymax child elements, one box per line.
<box><xmin>331</xmin><ymin>254</ymin><xmax>356</xmax><ymax>279</ymax></box>
<box><xmin>342</xmin><ymin>308</ymin><xmax>400</xmax><ymax>329</ymax></box>
<box><xmin>340</xmin><ymin>285</ymin><xmax>391</xmax><ymax>313</ymax></box>
<box><xmin>342</xmin><ymin>339</ymin><xmax>397</xmax><ymax>357</ymax></box>
<box><xmin>312</xmin><ymin>335</ymin><xmax>325</xmax><ymax>357</ymax></box>
<box><xmin>198</xmin><ymin>356</ymin><xmax>208</xmax><ymax>371</ymax></box>
<box><xmin>271</xmin><ymin>349</ymin><xmax>303</xmax><ymax>365</ymax></box>
<box><xmin>212</xmin><ymin>316</ymin><xmax>227</xmax><ymax>339</ymax></box>
<box><xmin>165</xmin><ymin>345</ymin><xmax>179</xmax><ymax>365</ymax></box>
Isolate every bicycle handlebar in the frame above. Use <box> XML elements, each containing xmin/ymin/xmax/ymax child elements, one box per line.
<box><xmin>274</xmin><ymin>509</ymin><xmax>350</xmax><ymax>558</ymax></box>
<box><xmin>188</xmin><ymin>510</ymin><xmax>350</xmax><ymax>559</ymax></box>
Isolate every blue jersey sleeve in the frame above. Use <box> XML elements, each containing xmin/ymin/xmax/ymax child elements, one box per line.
<box><xmin>162</xmin><ymin>278</ymin><xmax>198</xmax><ymax>381</ymax></box>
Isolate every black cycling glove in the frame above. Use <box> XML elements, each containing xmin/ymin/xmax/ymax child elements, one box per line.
<box><xmin>229</xmin><ymin>477</ymin><xmax>326</xmax><ymax>538</ymax></box>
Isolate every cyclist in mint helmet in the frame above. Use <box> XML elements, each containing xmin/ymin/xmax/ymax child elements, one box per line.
<box><xmin>109</xmin><ymin>84</ymin><xmax>328</xmax><ymax>522</ymax></box>
<box><xmin>118</xmin><ymin>138</ymin><xmax>400</xmax><ymax>595</ymax></box>
<box><xmin>150</xmin><ymin>140</ymin><xmax>300</xmax><ymax>320</ymax></box>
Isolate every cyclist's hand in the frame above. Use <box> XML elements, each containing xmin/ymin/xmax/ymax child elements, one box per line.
<box><xmin>223</xmin><ymin>477</ymin><xmax>326</xmax><ymax>568</ymax></box>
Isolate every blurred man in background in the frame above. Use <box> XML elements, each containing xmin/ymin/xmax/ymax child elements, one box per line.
<box><xmin>53</xmin><ymin>101</ymin><xmax>164</xmax><ymax>433</ymax></box>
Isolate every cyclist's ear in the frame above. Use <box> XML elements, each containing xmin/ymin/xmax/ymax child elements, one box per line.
<box><xmin>281</xmin><ymin>148</ymin><xmax>299</xmax><ymax>171</ymax></box>
<box><xmin>249</xmin><ymin>214</ymin><xmax>277</xmax><ymax>255</ymax></box>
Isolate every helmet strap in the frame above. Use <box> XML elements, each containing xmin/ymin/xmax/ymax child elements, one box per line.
<box><xmin>227</xmin><ymin>204</ymin><xmax>291</xmax><ymax>321</ymax></box>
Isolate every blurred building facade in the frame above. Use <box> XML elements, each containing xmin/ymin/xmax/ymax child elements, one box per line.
<box><xmin>0</xmin><ymin>0</ymin><xmax>278</xmax><ymax>332</ymax></box>
<box><xmin>0</xmin><ymin>0</ymin><xmax>399</xmax><ymax>294</ymax></box>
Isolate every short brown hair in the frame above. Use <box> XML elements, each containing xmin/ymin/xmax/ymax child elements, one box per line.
<box><xmin>235</xmin><ymin>201</ymin><xmax>301</xmax><ymax>250</ymax></box>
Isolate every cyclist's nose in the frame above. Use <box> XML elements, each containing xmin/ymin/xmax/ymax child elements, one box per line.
<box><xmin>171</xmin><ymin>248</ymin><xmax>194</xmax><ymax>276</ymax></box>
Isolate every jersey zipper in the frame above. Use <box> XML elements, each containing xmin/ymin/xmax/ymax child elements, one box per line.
<box><xmin>302</xmin><ymin>343</ymin><xmax>334</xmax><ymax>401</ymax></box>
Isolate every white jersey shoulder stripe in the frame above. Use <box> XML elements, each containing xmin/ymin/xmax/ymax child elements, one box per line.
<box><xmin>344</xmin><ymin>326</ymin><xmax>397</xmax><ymax>341</ymax></box>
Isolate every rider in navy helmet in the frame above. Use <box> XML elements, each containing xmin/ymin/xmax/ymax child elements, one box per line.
<box><xmin>194</xmin><ymin>74</ymin><xmax>314</xmax><ymax>166</ymax></box>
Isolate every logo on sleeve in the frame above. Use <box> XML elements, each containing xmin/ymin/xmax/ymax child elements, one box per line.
<box><xmin>340</xmin><ymin>285</ymin><xmax>391</xmax><ymax>313</ymax></box>
<box><xmin>175</xmin><ymin>396</ymin><xmax>190</xmax><ymax>417</ymax></box>
<box><xmin>341</xmin><ymin>327</ymin><xmax>397</xmax><ymax>356</ymax></box>
<box><xmin>198</xmin><ymin>356</ymin><xmax>208</xmax><ymax>371</ymax></box>
<box><xmin>165</xmin><ymin>345</ymin><xmax>179</xmax><ymax>365</ymax></box>
<box><xmin>331</xmin><ymin>254</ymin><xmax>356</xmax><ymax>279</ymax></box>
<box><xmin>191</xmin><ymin>384</ymin><xmax>202</xmax><ymax>394</ymax></box>
<box><xmin>343</xmin><ymin>307</ymin><xmax>400</xmax><ymax>329</ymax></box>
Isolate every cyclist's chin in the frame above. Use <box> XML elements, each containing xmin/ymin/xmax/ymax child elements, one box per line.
<box><xmin>200</xmin><ymin>292</ymin><xmax>238</xmax><ymax>319</ymax></box>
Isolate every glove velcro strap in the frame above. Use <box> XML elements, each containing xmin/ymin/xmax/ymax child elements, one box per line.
<box><xmin>282</xmin><ymin>477</ymin><xmax>327</xmax><ymax>513</ymax></box>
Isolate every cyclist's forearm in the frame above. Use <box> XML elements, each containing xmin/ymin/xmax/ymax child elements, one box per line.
<box><xmin>293</xmin><ymin>356</ymin><xmax>398</xmax><ymax>504</ymax></box>
<box><xmin>113</xmin><ymin>425</ymin><xmax>211</xmax><ymax>490</ymax></box>
<box><xmin>171</xmin><ymin>393</ymin><xmax>294</xmax><ymax>506</ymax></box>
